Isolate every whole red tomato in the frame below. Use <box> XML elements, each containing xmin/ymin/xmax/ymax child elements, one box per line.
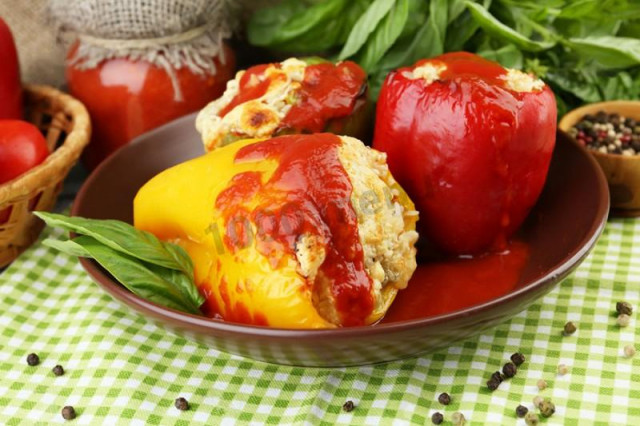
<box><xmin>0</xmin><ymin>17</ymin><xmax>22</xmax><ymax>119</ymax></box>
<box><xmin>0</xmin><ymin>120</ymin><xmax>49</xmax><ymax>184</ymax></box>
<box><xmin>373</xmin><ymin>52</ymin><xmax>556</xmax><ymax>255</ymax></box>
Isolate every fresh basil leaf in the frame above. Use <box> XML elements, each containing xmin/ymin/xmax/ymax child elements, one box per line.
<box><xmin>378</xmin><ymin>0</ymin><xmax>448</xmax><ymax>72</ymax></box>
<box><xmin>569</xmin><ymin>36</ymin><xmax>640</xmax><ymax>69</ymax></box>
<box><xmin>546</xmin><ymin>71</ymin><xmax>602</xmax><ymax>103</ymax></box>
<box><xmin>339</xmin><ymin>0</ymin><xmax>396</xmax><ymax>60</ymax></box>
<box><xmin>465</xmin><ymin>1</ymin><xmax>555</xmax><ymax>52</ymax></box>
<box><xmin>357</xmin><ymin>0</ymin><xmax>410</xmax><ymax>72</ymax></box>
<box><xmin>557</xmin><ymin>0</ymin><xmax>598</xmax><ymax>19</ymax></box>
<box><xmin>445</xmin><ymin>9</ymin><xmax>480</xmax><ymax>51</ymax></box>
<box><xmin>43</xmin><ymin>238</ymin><xmax>91</xmax><ymax>258</ymax></box>
<box><xmin>477</xmin><ymin>43</ymin><xmax>524</xmax><ymax>69</ymax></box>
<box><xmin>270</xmin><ymin>0</ymin><xmax>348</xmax><ymax>46</ymax></box>
<box><xmin>35</xmin><ymin>212</ymin><xmax>194</xmax><ymax>278</ymax></box>
<box><xmin>70</xmin><ymin>235</ymin><xmax>202</xmax><ymax>315</ymax></box>
<box><xmin>426</xmin><ymin>0</ymin><xmax>449</xmax><ymax>56</ymax></box>
<box><xmin>602</xmin><ymin>71</ymin><xmax>639</xmax><ymax>100</ymax></box>
<box><xmin>247</xmin><ymin>0</ymin><xmax>310</xmax><ymax>46</ymax></box>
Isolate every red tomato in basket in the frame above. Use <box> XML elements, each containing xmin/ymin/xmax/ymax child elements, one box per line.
<box><xmin>0</xmin><ymin>120</ymin><xmax>49</xmax><ymax>184</ymax></box>
<box><xmin>0</xmin><ymin>17</ymin><xmax>23</xmax><ymax>119</ymax></box>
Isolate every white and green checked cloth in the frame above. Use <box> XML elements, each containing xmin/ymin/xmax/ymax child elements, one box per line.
<box><xmin>1</xmin><ymin>218</ymin><xmax>639</xmax><ymax>425</ymax></box>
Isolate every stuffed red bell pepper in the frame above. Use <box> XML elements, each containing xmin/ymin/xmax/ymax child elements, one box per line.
<box><xmin>373</xmin><ymin>52</ymin><xmax>557</xmax><ymax>255</ymax></box>
<box><xmin>196</xmin><ymin>57</ymin><xmax>369</xmax><ymax>152</ymax></box>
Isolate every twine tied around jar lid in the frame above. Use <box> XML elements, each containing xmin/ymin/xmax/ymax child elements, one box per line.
<box><xmin>48</xmin><ymin>0</ymin><xmax>236</xmax><ymax>101</ymax></box>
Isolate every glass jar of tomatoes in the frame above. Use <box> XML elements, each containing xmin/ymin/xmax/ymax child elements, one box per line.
<box><xmin>66</xmin><ymin>44</ymin><xmax>235</xmax><ymax>169</ymax></box>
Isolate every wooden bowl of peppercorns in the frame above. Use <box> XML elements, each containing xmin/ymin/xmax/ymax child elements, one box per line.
<box><xmin>559</xmin><ymin>100</ymin><xmax>640</xmax><ymax>216</ymax></box>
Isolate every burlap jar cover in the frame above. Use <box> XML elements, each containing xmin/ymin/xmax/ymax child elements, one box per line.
<box><xmin>48</xmin><ymin>0</ymin><xmax>236</xmax><ymax>101</ymax></box>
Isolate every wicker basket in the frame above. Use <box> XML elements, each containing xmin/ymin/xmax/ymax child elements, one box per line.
<box><xmin>0</xmin><ymin>84</ymin><xmax>90</xmax><ymax>267</ymax></box>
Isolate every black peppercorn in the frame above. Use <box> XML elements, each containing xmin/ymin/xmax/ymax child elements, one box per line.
<box><xmin>487</xmin><ymin>378</ymin><xmax>500</xmax><ymax>391</ymax></box>
<box><xmin>26</xmin><ymin>353</ymin><xmax>39</xmax><ymax>366</ymax></box>
<box><xmin>174</xmin><ymin>397</ymin><xmax>189</xmax><ymax>411</ymax></box>
<box><xmin>52</xmin><ymin>365</ymin><xmax>64</xmax><ymax>376</ymax></box>
<box><xmin>510</xmin><ymin>352</ymin><xmax>525</xmax><ymax>366</ymax></box>
<box><xmin>342</xmin><ymin>400</ymin><xmax>355</xmax><ymax>412</ymax></box>
<box><xmin>502</xmin><ymin>362</ymin><xmax>517</xmax><ymax>378</ymax></box>
<box><xmin>438</xmin><ymin>392</ymin><xmax>451</xmax><ymax>405</ymax></box>
<box><xmin>516</xmin><ymin>405</ymin><xmax>528</xmax><ymax>418</ymax></box>
<box><xmin>617</xmin><ymin>301</ymin><xmax>633</xmax><ymax>316</ymax></box>
<box><xmin>490</xmin><ymin>371</ymin><xmax>504</xmax><ymax>383</ymax></box>
<box><xmin>431</xmin><ymin>412</ymin><xmax>444</xmax><ymax>425</ymax></box>
<box><xmin>61</xmin><ymin>406</ymin><xmax>76</xmax><ymax>420</ymax></box>
<box><xmin>563</xmin><ymin>321</ymin><xmax>577</xmax><ymax>335</ymax></box>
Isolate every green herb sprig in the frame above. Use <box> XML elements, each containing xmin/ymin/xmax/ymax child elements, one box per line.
<box><xmin>35</xmin><ymin>212</ymin><xmax>204</xmax><ymax>315</ymax></box>
<box><xmin>247</xmin><ymin>0</ymin><xmax>640</xmax><ymax>114</ymax></box>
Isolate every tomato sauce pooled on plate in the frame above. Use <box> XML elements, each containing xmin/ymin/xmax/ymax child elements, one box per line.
<box><xmin>212</xmin><ymin>133</ymin><xmax>374</xmax><ymax>326</ymax></box>
<box><xmin>382</xmin><ymin>241</ymin><xmax>530</xmax><ymax>322</ymax></box>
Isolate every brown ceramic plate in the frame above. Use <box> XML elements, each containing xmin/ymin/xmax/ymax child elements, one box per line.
<box><xmin>72</xmin><ymin>114</ymin><xmax>609</xmax><ymax>367</ymax></box>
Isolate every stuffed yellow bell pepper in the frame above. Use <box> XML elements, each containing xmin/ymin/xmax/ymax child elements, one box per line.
<box><xmin>133</xmin><ymin>133</ymin><xmax>418</xmax><ymax>328</ymax></box>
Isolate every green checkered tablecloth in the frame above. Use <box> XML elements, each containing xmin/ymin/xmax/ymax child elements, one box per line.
<box><xmin>1</xmin><ymin>219</ymin><xmax>639</xmax><ymax>425</ymax></box>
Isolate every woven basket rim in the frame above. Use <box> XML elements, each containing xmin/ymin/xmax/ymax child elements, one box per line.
<box><xmin>0</xmin><ymin>84</ymin><xmax>91</xmax><ymax>203</ymax></box>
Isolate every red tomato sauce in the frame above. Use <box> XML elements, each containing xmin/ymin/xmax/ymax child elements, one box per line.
<box><xmin>219</xmin><ymin>61</ymin><xmax>366</xmax><ymax>134</ymax></box>
<box><xmin>382</xmin><ymin>241</ymin><xmax>530</xmax><ymax>322</ymax></box>
<box><xmin>213</xmin><ymin>133</ymin><xmax>373</xmax><ymax>326</ymax></box>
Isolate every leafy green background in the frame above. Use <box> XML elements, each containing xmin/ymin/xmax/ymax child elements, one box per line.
<box><xmin>248</xmin><ymin>0</ymin><xmax>640</xmax><ymax>115</ymax></box>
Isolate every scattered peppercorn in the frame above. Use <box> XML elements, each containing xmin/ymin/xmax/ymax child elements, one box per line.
<box><xmin>431</xmin><ymin>412</ymin><xmax>444</xmax><ymax>425</ymax></box>
<box><xmin>26</xmin><ymin>353</ymin><xmax>39</xmax><ymax>366</ymax></box>
<box><xmin>491</xmin><ymin>371</ymin><xmax>504</xmax><ymax>383</ymax></box>
<box><xmin>510</xmin><ymin>352</ymin><xmax>525</xmax><ymax>366</ymax></box>
<box><xmin>617</xmin><ymin>313</ymin><xmax>631</xmax><ymax>327</ymax></box>
<box><xmin>438</xmin><ymin>392</ymin><xmax>451</xmax><ymax>405</ymax></box>
<box><xmin>536</xmin><ymin>379</ymin><xmax>547</xmax><ymax>390</ymax></box>
<box><xmin>617</xmin><ymin>301</ymin><xmax>633</xmax><ymax>316</ymax></box>
<box><xmin>342</xmin><ymin>400</ymin><xmax>355</xmax><ymax>412</ymax></box>
<box><xmin>570</xmin><ymin>112</ymin><xmax>640</xmax><ymax>156</ymax></box>
<box><xmin>533</xmin><ymin>395</ymin><xmax>543</xmax><ymax>408</ymax></box>
<box><xmin>174</xmin><ymin>397</ymin><xmax>189</xmax><ymax>411</ymax></box>
<box><xmin>502</xmin><ymin>362</ymin><xmax>517</xmax><ymax>378</ymax></box>
<box><xmin>557</xmin><ymin>364</ymin><xmax>569</xmax><ymax>376</ymax></box>
<box><xmin>516</xmin><ymin>405</ymin><xmax>528</xmax><ymax>418</ymax></box>
<box><xmin>487</xmin><ymin>377</ymin><xmax>500</xmax><ymax>391</ymax></box>
<box><xmin>624</xmin><ymin>344</ymin><xmax>636</xmax><ymax>358</ymax></box>
<box><xmin>539</xmin><ymin>398</ymin><xmax>555</xmax><ymax>418</ymax></box>
<box><xmin>452</xmin><ymin>411</ymin><xmax>466</xmax><ymax>425</ymax></box>
<box><xmin>525</xmin><ymin>411</ymin><xmax>539</xmax><ymax>425</ymax></box>
<box><xmin>563</xmin><ymin>321</ymin><xmax>577</xmax><ymax>335</ymax></box>
<box><xmin>52</xmin><ymin>365</ymin><xmax>64</xmax><ymax>376</ymax></box>
<box><xmin>61</xmin><ymin>406</ymin><xmax>76</xmax><ymax>420</ymax></box>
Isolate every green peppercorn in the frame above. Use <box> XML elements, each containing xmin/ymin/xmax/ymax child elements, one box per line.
<box><xmin>539</xmin><ymin>399</ymin><xmax>555</xmax><ymax>418</ymax></box>
<box><xmin>563</xmin><ymin>321</ymin><xmax>577</xmax><ymax>335</ymax></box>
<box><xmin>452</xmin><ymin>411</ymin><xmax>466</xmax><ymax>425</ymax></box>
<box><xmin>431</xmin><ymin>412</ymin><xmax>444</xmax><ymax>425</ymax></box>
<box><xmin>516</xmin><ymin>405</ymin><xmax>528</xmax><ymax>418</ymax></box>
<box><xmin>525</xmin><ymin>411</ymin><xmax>539</xmax><ymax>425</ymax></box>
<box><xmin>617</xmin><ymin>301</ymin><xmax>633</xmax><ymax>316</ymax></box>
